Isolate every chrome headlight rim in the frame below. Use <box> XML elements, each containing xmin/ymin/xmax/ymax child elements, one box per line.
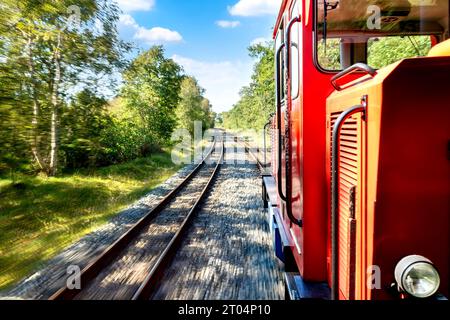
<box><xmin>395</xmin><ymin>255</ymin><xmax>441</xmax><ymax>299</ymax></box>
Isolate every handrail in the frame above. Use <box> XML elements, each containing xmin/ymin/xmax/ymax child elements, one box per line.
<box><xmin>284</xmin><ymin>15</ymin><xmax>303</xmax><ymax>227</ymax></box>
<box><xmin>331</xmin><ymin>63</ymin><xmax>377</xmax><ymax>91</ymax></box>
<box><xmin>285</xmin><ymin>16</ymin><xmax>301</xmax><ymax>83</ymax></box>
<box><xmin>275</xmin><ymin>43</ymin><xmax>287</xmax><ymax>202</ymax></box>
<box><xmin>331</xmin><ymin>104</ymin><xmax>366</xmax><ymax>300</ymax></box>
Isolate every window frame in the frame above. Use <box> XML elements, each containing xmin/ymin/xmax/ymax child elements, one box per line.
<box><xmin>289</xmin><ymin>0</ymin><xmax>300</xmax><ymax>100</ymax></box>
<box><xmin>312</xmin><ymin>0</ymin><xmax>447</xmax><ymax>74</ymax></box>
<box><xmin>312</xmin><ymin>0</ymin><xmax>338</xmax><ymax>74</ymax></box>
<box><xmin>275</xmin><ymin>16</ymin><xmax>286</xmax><ymax>103</ymax></box>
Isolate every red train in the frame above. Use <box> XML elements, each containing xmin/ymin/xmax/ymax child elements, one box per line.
<box><xmin>262</xmin><ymin>0</ymin><xmax>449</xmax><ymax>300</ymax></box>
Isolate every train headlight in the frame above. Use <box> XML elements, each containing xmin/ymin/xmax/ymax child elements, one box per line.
<box><xmin>395</xmin><ymin>255</ymin><xmax>440</xmax><ymax>298</ymax></box>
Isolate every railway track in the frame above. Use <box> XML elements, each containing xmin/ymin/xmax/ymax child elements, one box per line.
<box><xmin>243</xmin><ymin>142</ymin><xmax>265</xmax><ymax>172</ymax></box>
<box><xmin>144</xmin><ymin>136</ymin><xmax>284</xmax><ymax>300</ymax></box>
<box><xmin>50</xmin><ymin>136</ymin><xmax>224</xmax><ymax>300</ymax></box>
<box><xmin>232</xmin><ymin>135</ymin><xmax>266</xmax><ymax>172</ymax></box>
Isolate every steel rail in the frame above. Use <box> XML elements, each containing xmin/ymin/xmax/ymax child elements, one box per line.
<box><xmin>226</xmin><ymin>134</ymin><xmax>264</xmax><ymax>172</ymax></box>
<box><xmin>49</xmin><ymin>138</ymin><xmax>219</xmax><ymax>300</ymax></box>
<box><xmin>230</xmin><ymin>135</ymin><xmax>264</xmax><ymax>172</ymax></box>
<box><xmin>132</xmin><ymin>138</ymin><xmax>224</xmax><ymax>300</ymax></box>
<box><xmin>240</xmin><ymin>140</ymin><xmax>264</xmax><ymax>173</ymax></box>
<box><xmin>263</xmin><ymin>114</ymin><xmax>274</xmax><ymax>169</ymax></box>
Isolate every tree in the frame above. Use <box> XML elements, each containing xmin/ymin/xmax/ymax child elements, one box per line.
<box><xmin>61</xmin><ymin>89</ymin><xmax>111</xmax><ymax>169</ymax></box>
<box><xmin>248</xmin><ymin>43</ymin><xmax>276</xmax><ymax>129</ymax></box>
<box><xmin>176</xmin><ymin>77</ymin><xmax>205</xmax><ymax>135</ymax></box>
<box><xmin>318</xmin><ymin>36</ymin><xmax>432</xmax><ymax>71</ymax></box>
<box><xmin>0</xmin><ymin>2</ymin><xmax>36</xmax><ymax>176</ymax></box>
<box><xmin>368</xmin><ymin>36</ymin><xmax>431</xmax><ymax>69</ymax></box>
<box><xmin>224</xmin><ymin>42</ymin><xmax>275</xmax><ymax>130</ymax></box>
<box><xmin>0</xmin><ymin>0</ymin><xmax>129</xmax><ymax>176</ymax></box>
<box><xmin>175</xmin><ymin>77</ymin><xmax>216</xmax><ymax>135</ymax></box>
<box><xmin>121</xmin><ymin>46</ymin><xmax>183</xmax><ymax>146</ymax></box>
<box><xmin>318</xmin><ymin>39</ymin><xmax>341</xmax><ymax>70</ymax></box>
<box><xmin>215</xmin><ymin>113</ymin><xmax>224</xmax><ymax>127</ymax></box>
<box><xmin>201</xmin><ymin>98</ymin><xmax>215</xmax><ymax>130</ymax></box>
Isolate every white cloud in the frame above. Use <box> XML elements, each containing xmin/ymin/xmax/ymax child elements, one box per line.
<box><xmin>119</xmin><ymin>14</ymin><xmax>139</xmax><ymax>28</ymax></box>
<box><xmin>119</xmin><ymin>14</ymin><xmax>182</xmax><ymax>45</ymax></box>
<box><xmin>117</xmin><ymin>0</ymin><xmax>155</xmax><ymax>12</ymax></box>
<box><xmin>229</xmin><ymin>0</ymin><xmax>282</xmax><ymax>17</ymax></box>
<box><xmin>250</xmin><ymin>37</ymin><xmax>270</xmax><ymax>46</ymax></box>
<box><xmin>216</xmin><ymin>20</ymin><xmax>241</xmax><ymax>28</ymax></box>
<box><xmin>172</xmin><ymin>55</ymin><xmax>253</xmax><ymax>113</ymax></box>
<box><xmin>135</xmin><ymin>27</ymin><xmax>182</xmax><ymax>44</ymax></box>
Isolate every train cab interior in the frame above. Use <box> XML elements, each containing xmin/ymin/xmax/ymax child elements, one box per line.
<box><xmin>316</xmin><ymin>0</ymin><xmax>450</xmax><ymax>71</ymax></box>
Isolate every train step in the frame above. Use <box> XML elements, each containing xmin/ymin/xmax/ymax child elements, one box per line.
<box><xmin>285</xmin><ymin>273</ymin><xmax>331</xmax><ymax>300</ymax></box>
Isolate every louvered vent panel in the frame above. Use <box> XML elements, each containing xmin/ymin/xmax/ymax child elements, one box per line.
<box><xmin>330</xmin><ymin>112</ymin><xmax>360</xmax><ymax>299</ymax></box>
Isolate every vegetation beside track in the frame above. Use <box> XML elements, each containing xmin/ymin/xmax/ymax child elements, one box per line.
<box><xmin>0</xmin><ymin>2</ymin><xmax>216</xmax><ymax>291</ymax></box>
<box><xmin>0</xmin><ymin>150</ymin><xmax>182</xmax><ymax>291</ymax></box>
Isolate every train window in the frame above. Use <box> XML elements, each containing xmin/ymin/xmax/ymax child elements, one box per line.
<box><xmin>276</xmin><ymin>23</ymin><xmax>286</xmax><ymax>102</ymax></box>
<box><xmin>290</xmin><ymin>0</ymin><xmax>300</xmax><ymax>99</ymax></box>
<box><xmin>367</xmin><ymin>36</ymin><xmax>432</xmax><ymax>69</ymax></box>
<box><xmin>317</xmin><ymin>38</ymin><xmax>341</xmax><ymax>71</ymax></box>
<box><xmin>315</xmin><ymin>0</ymin><xmax>449</xmax><ymax>71</ymax></box>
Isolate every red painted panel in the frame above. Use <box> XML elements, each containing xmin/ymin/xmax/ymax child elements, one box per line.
<box><xmin>273</xmin><ymin>0</ymin><xmax>449</xmax><ymax>300</ymax></box>
<box><xmin>276</xmin><ymin>0</ymin><xmax>332</xmax><ymax>281</ymax></box>
<box><xmin>371</xmin><ymin>58</ymin><xmax>450</xmax><ymax>299</ymax></box>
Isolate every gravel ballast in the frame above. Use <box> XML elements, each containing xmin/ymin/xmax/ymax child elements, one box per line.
<box><xmin>153</xmin><ymin>139</ymin><xmax>284</xmax><ymax>300</ymax></box>
<box><xmin>0</xmin><ymin>164</ymin><xmax>196</xmax><ymax>300</ymax></box>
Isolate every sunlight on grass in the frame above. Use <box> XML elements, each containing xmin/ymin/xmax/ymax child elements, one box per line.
<box><xmin>0</xmin><ymin>151</ymin><xmax>182</xmax><ymax>291</ymax></box>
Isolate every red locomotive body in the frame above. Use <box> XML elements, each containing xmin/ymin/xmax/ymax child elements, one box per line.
<box><xmin>263</xmin><ymin>0</ymin><xmax>450</xmax><ymax>300</ymax></box>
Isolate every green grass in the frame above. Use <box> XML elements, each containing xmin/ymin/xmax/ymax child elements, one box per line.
<box><xmin>0</xmin><ymin>151</ymin><xmax>182</xmax><ymax>291</ymax></box>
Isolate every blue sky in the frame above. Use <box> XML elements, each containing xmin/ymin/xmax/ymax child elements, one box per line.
<box><xmin>116</xmin><ymin>0</ymin><xmax>281</xmax><ymax>113</ymax></box>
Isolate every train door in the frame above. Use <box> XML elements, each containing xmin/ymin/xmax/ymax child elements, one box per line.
<box><xmin>286</xmin><ymin>0</ymin><xmax>303</xmax><ymax>261</ymax></box>
<box><xmin>275</xmin><ymin>15</ymin><xmax>287</xmax><ymax>217</ymax></box>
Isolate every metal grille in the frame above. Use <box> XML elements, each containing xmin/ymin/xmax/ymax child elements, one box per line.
<box><xmin>330</xmin><ymin>112</ymin><xmax>359</xmax><ymax>299</ymax></box>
